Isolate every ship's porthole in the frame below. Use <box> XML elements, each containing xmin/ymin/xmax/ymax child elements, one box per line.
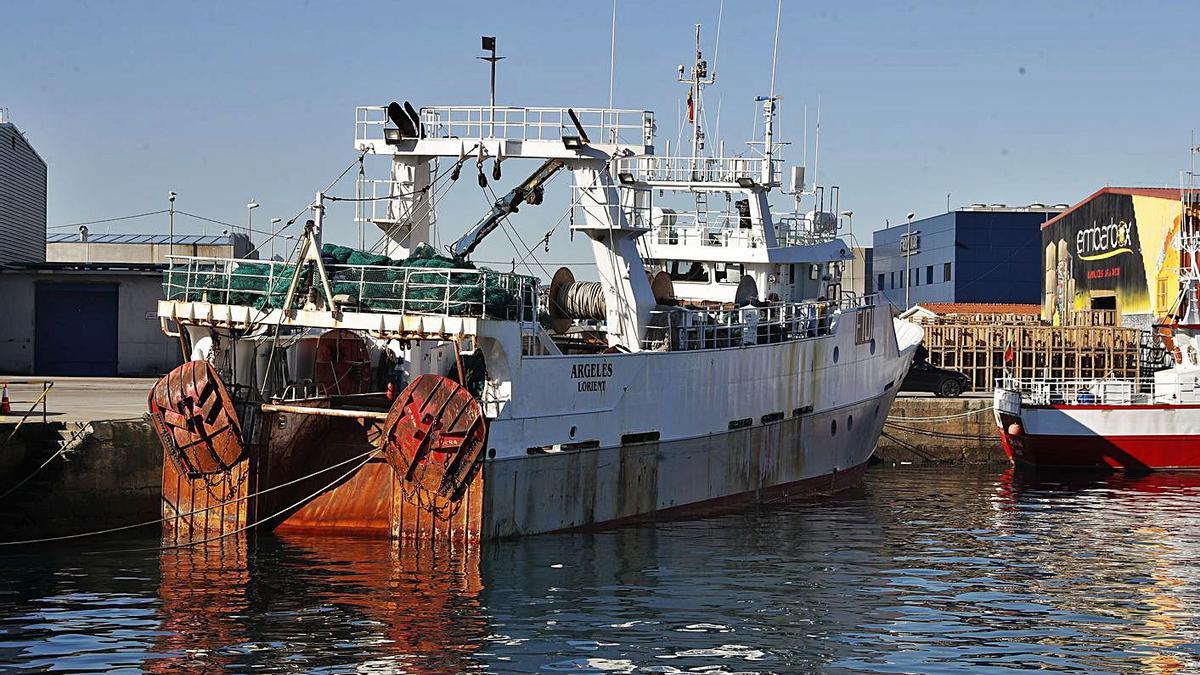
<box><xmin>831</xmin><ymin>419</ymin><xmax>838</xmax><ymax>435</ymax></box>
<box><xmin>569</xmin><ymin>426</ymin><xmax>577</xmax><ymax>439</ymax></box>
<box><xmin>833</xmin><ymin>346</ymin><xmax>840</xmax><ymax>363</ymax></box>
<box><xmin>869</xmin><ymin>338</ymin><xmax>876</xmax><ymax>355</ymax></box>
<box><xmin>848</xmin><ymin>415</ymin><xmax>854</xmax><ymax>431</ymax></box>
<box><xmin>488</xmin><ymin>447</ymin><xmax>496</xmax><ymax>459</ymax></box>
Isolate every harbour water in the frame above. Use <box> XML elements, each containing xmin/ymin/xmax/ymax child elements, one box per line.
<box><xmin>1</xmin><ymin>466</ymin><xmax>1199</xmax><ymax>673</ymax></box>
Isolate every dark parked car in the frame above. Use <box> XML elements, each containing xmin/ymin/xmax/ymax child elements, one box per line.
<box><xmin>901</xmin><ymin>349</ymin><xmax>971</xmax><ymax>397</ymax></box>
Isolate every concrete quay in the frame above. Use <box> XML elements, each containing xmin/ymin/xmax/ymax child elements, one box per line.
<box><xmin>875</xmin><ymin>393</ymin><xmax>1004</xmax><ymax>465</ymax></box>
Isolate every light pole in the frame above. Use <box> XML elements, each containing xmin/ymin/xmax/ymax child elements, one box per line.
<box><xmin>479</xmin><ymin>36</ymin><xmax>503</xmax><ymax>136</ymax></box>
<box><xmin>904</xmin><ymin>211</ymin><xmax>915</xmax><ymax>308</ymax></box>
<box><xmin>270</xmin><ymin>217</ymin><xmax>282</xmax><ymax>260</ymax></box>
<box><xmin>839</xmin><ymin>210</ymin><xmax>853</xmax><ymax>234</ymax></box>
<box><xmin>168</xmin><ymin>191</ymin><xmax>176</xmax><ymax>262</ymax></box>
<box><xmin>246</xmin><ymin>201</ymin><xmax>259</xmax><ymax>246</ymax></box>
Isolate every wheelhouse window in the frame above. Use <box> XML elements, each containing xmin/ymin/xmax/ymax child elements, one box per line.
<box><xmin>714</xmin><ymin>262</ymin><xmax>744</xmax><ymax>284</ymax></box>
<box><xmin>666</xmin><ymin>260</ymin><xmax>709</xmax><ymax>282</ymax></box>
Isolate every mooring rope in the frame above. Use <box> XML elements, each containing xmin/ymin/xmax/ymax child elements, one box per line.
<box><xmin>0</xmin><ymin>447</ymin><xmax>380</xmax><ymax>548</ymax></box>
<box><xmin>883</xmin><ymin>420</ymin><xmax>1000</xmax><ymax>441</ymax></box>
<box><xmin>93</xmin><ymin>449</ymin><xmax>381</xmax><ymax>555</ymax></box>
<box><xmin>886</xmin><ymin>405</ymin><xmax>994</xmax><ymax>422</ymax></box>
<box><xmin>0</xmin><ymin>444</ymin><xmax>69</xmax><ymax>501</ymax></box>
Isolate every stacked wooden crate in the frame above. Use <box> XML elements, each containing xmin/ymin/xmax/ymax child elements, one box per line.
<box><xmin>915</xmin><ymin>317</ymin><xmax>1144</xmax><ymax>391</ymax></box>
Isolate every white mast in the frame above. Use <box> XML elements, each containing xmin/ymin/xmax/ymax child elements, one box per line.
<box><xmin>679</xmin><ymin>23</ymin><xmax>714</xmax><ymax>177</ymax></box>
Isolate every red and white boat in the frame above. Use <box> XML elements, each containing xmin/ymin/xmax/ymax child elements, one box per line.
<box><xmin>994</xmin><ymin>234</ymin><xmax>1200</xmax><ymax>471</ymax></box>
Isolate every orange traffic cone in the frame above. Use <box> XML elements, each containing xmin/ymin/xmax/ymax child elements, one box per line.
<box><xmin>1</xmin><ymin>384</ymin><xmax>10</xmax><ymax>414</ymax></box>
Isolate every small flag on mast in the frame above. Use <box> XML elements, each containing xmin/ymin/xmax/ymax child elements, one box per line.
<box><xmin>686</xmin><ymin>90</ymin><xmax>694</xmax><ymax>123</ymax></box>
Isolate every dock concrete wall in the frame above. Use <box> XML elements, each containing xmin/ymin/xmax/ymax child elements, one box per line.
<box><xmin>0</xmin><ymin>418</ymin><xmax>162</xmax><ymax>539</ymax></box>
<box><xmin>875</xmin><ymin>396</ymin><xmax>1005</xmax><ymax>464</ymax></box>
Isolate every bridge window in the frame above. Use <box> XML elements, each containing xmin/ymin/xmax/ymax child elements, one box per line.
<box><xmin>715</xmin><ymin>262</ymin><xmax>744</xmax><ymax>285</ymax></box>
<box><xmin>666</xmin><ymin>260</ymin><xmax>709</xmax><ymax>282</ymax></box>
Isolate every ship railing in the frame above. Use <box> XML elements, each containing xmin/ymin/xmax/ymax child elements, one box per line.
<box><xmin>641</xmin><ymin>294</ymin><xmax>876</xmax><ymax>351</ymax></box>
<box><xmin>355</xmin><ymin>105</ymin><xmax>655</xmax><ymax>148</ymax></box>
<box><xmin>996</xmin><ymin>377</ymin><xmax>1156</xmax><ymax>406</ymax></box>
<box><xmin>615</xmin><ymin>155</ymin><xmax>782</xmax><ymax>185</ymax></box>
<box><xmin>647</xmin><ymin>212</ymin><xmax>767</xmax><ymax>249</ymax></box>
<box><xmin>774</xmin><ymin>214</ymin><xmax>839</xmax><ymax>247</ymax></box>
<box><xmin>352</xmin><ymin>178</ymin><xmax>434</xmax><ymax>225</ymax></box>
<box><xmin>163</xmin><ymin>255</ymin><xmax>540</xmax><ymax>322</ymax></box>
<box><xmin>584</xmin><ymin>193</ymin><xmax>769</xmax><ymax>249</ymax></box>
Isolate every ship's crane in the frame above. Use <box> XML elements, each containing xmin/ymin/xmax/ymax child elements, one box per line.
<box><xmin>450</xmin><ymin>157</ymin><xmax>565</xmax><ymax>258</ymax></box>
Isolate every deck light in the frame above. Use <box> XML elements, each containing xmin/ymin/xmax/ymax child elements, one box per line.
<box><xmin>383</xmin><ymin>127</ymin><xmax>404</xmax><ymax>145</ymax></box>
<box><xmin>618</xmin><ymin>171</ymin><xmax>635</xmax><ymax>185</ymax></box>
<box><xmin>736</xmin><ymin>176</ymin><xmax>756</xmax><ymax>188</ymax></box>
<box><xmin>562</xmin><ymin>135</ymin><xmax>584</xmax><ymax>150</ymax></box>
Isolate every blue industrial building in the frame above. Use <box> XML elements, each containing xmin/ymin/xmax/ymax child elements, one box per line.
<box><xmin>872</xmin><ymin>205</ymin><xmax>1065</xmax><ymax>308</ymax></box>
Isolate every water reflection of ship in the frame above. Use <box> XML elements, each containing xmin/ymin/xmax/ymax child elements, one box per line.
<box><xmin>990</xmin><ymin>468</ymin><xmax>1200</xmax><ymax>673</ymax></box>
<box><xmin>147</xmin><ymin>536</ymin><xmax>486</xmax><ymax>673</ymax></box>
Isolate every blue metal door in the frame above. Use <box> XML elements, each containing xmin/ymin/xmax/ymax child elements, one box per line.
<box><xmin>35</xmin><ymin>283</ymin><xmax>119</xmax><ymax>376</ymax></box>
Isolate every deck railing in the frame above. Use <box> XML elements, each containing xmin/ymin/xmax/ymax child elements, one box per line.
<box><xmin>642</xmin><ymin>294</ymin><xmax>875</xmax><ymax>351</ymax></box>
<box><xmin>163</xmin><ymin>255</ymin><xmax>540</xmax><ymax>321</ymax></box>
<box><xmin>997</xmin><ymin>377</ymin><xmax>1155</xmax><ymax>406</ymax></box>
<box><xmin>616</xmin><ymin>155</ymin><xmax>782</xmax><ymax>185</ymax></box>
<box><xmin>356</xmin><ymin>105</ymin><xmax>655</xmax><ymax>148</ymax></box>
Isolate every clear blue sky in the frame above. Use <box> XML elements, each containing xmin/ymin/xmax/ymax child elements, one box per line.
<box><xmin>4</xmin><ymin>1</ymin><xmax>1199</xmax><ymax>272</ymax></box>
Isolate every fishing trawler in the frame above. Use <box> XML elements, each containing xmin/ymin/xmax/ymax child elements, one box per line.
<box><xmin>995</xmin><ymin>196</ymin><xmax>1200</xmax><ymax>470</ymax></box>
<box><xmin>148</xmin><ymin>37</ymin><xmax>922</xmax><ymax>544</ymax></box>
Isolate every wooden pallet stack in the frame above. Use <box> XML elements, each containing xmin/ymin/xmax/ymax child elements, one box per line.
<box><xmin>916</xmin><ymin>319</ymin><xmax>1145</xmax><ymax>391</ymax></box>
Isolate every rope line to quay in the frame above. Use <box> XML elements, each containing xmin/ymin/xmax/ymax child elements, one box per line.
<box><xmin>0</xmin><ymin>448</ymin><xmax>379</xmax><ymax>548</ymax></box>
<box><xmin>92</xmin><ymin>450</ymin><xmax>381</xmax><ymax>555</ymax></box>
<box><xmin>887</xmin><ymin>405</ymin><xmax>994</xmax><ymax>422</ymax></box>
<box><xmin>883</xmin><ymin>421</ymin><xmax>999</xmax><ymax>441</ymax></box>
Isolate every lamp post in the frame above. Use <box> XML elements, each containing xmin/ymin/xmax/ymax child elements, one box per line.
<box><xmin>167</xmin><ymin>191</ymin><xmax>176</xmax><ymax>262</ymax></box>
<box><xmin>904</xmin><ymin>212</ymin><xmax>915</xmax><ymax>308</ymax></box>
<box><xmin>479</xmin><ymin>36</ymin><xmax>503</xmax><ymax>136</ymax></box>
<box><xmin>839</xmin><ymin>210</ymin><xmax>853</xmax><ymax>234</ymax></box>
<box><xmin>270</xmin><ymin>217</ymin><xmax>282</xmax><ymax>260</ymax></box>
<box><xmin>246</xmin><ymin>201</ymin><xmax>259</xmax><ymax>246</ymax></box>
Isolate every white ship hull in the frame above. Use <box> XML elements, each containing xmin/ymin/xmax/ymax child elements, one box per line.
<box><xmin>485</xmin><ymin>388</ymin><xmax>898</xmax><ymax>537</ymax></box>
<box><xmin>478</xmin><ymin>312</ymin><xmax>920</xmax><ymax>536</ymax></box>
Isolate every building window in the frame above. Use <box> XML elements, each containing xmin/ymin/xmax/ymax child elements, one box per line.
<box><xmin>911</xmin><ymin>268</ymin><xmax>918</xmax><ymax>287</ymax></box>
<box><xmin>898</xmin><ymin>271</ymin><xmax>903</xmax><ymax>288</ymax></box>
<box><xmin>810</xmin><ymin>264</ymin><xmax>820</xmax><ymax>281</ymax></box>
<box><xmin>944</xmin><ymin>262</ymin><xmax>952</xmax><ymax>282</ymax></box>
<box><xmin>926</xmin><ymin>265</ymin><xmax>933</xmax><ymax>285</ymax></box>
<box><xmin>878</xmin><ymin>273</ymin><xmax>885</xmax><ymax>292</ymax></box>
<box><xmin>789</xmin><ymin>264</ymin><xmax>796</xmax><ymax>285</ymax></box>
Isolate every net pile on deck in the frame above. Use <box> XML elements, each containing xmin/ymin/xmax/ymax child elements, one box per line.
<box><xmin>164</xmin><ymin>244</ymin><xmax>537</xmax><ymax>320</ymax></box>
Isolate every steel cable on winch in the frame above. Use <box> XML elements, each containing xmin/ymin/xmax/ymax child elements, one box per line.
<box><xmin>555</xmin><ymin>279</ymin><xmax>607</xmax><ymax>321</ymax></box>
